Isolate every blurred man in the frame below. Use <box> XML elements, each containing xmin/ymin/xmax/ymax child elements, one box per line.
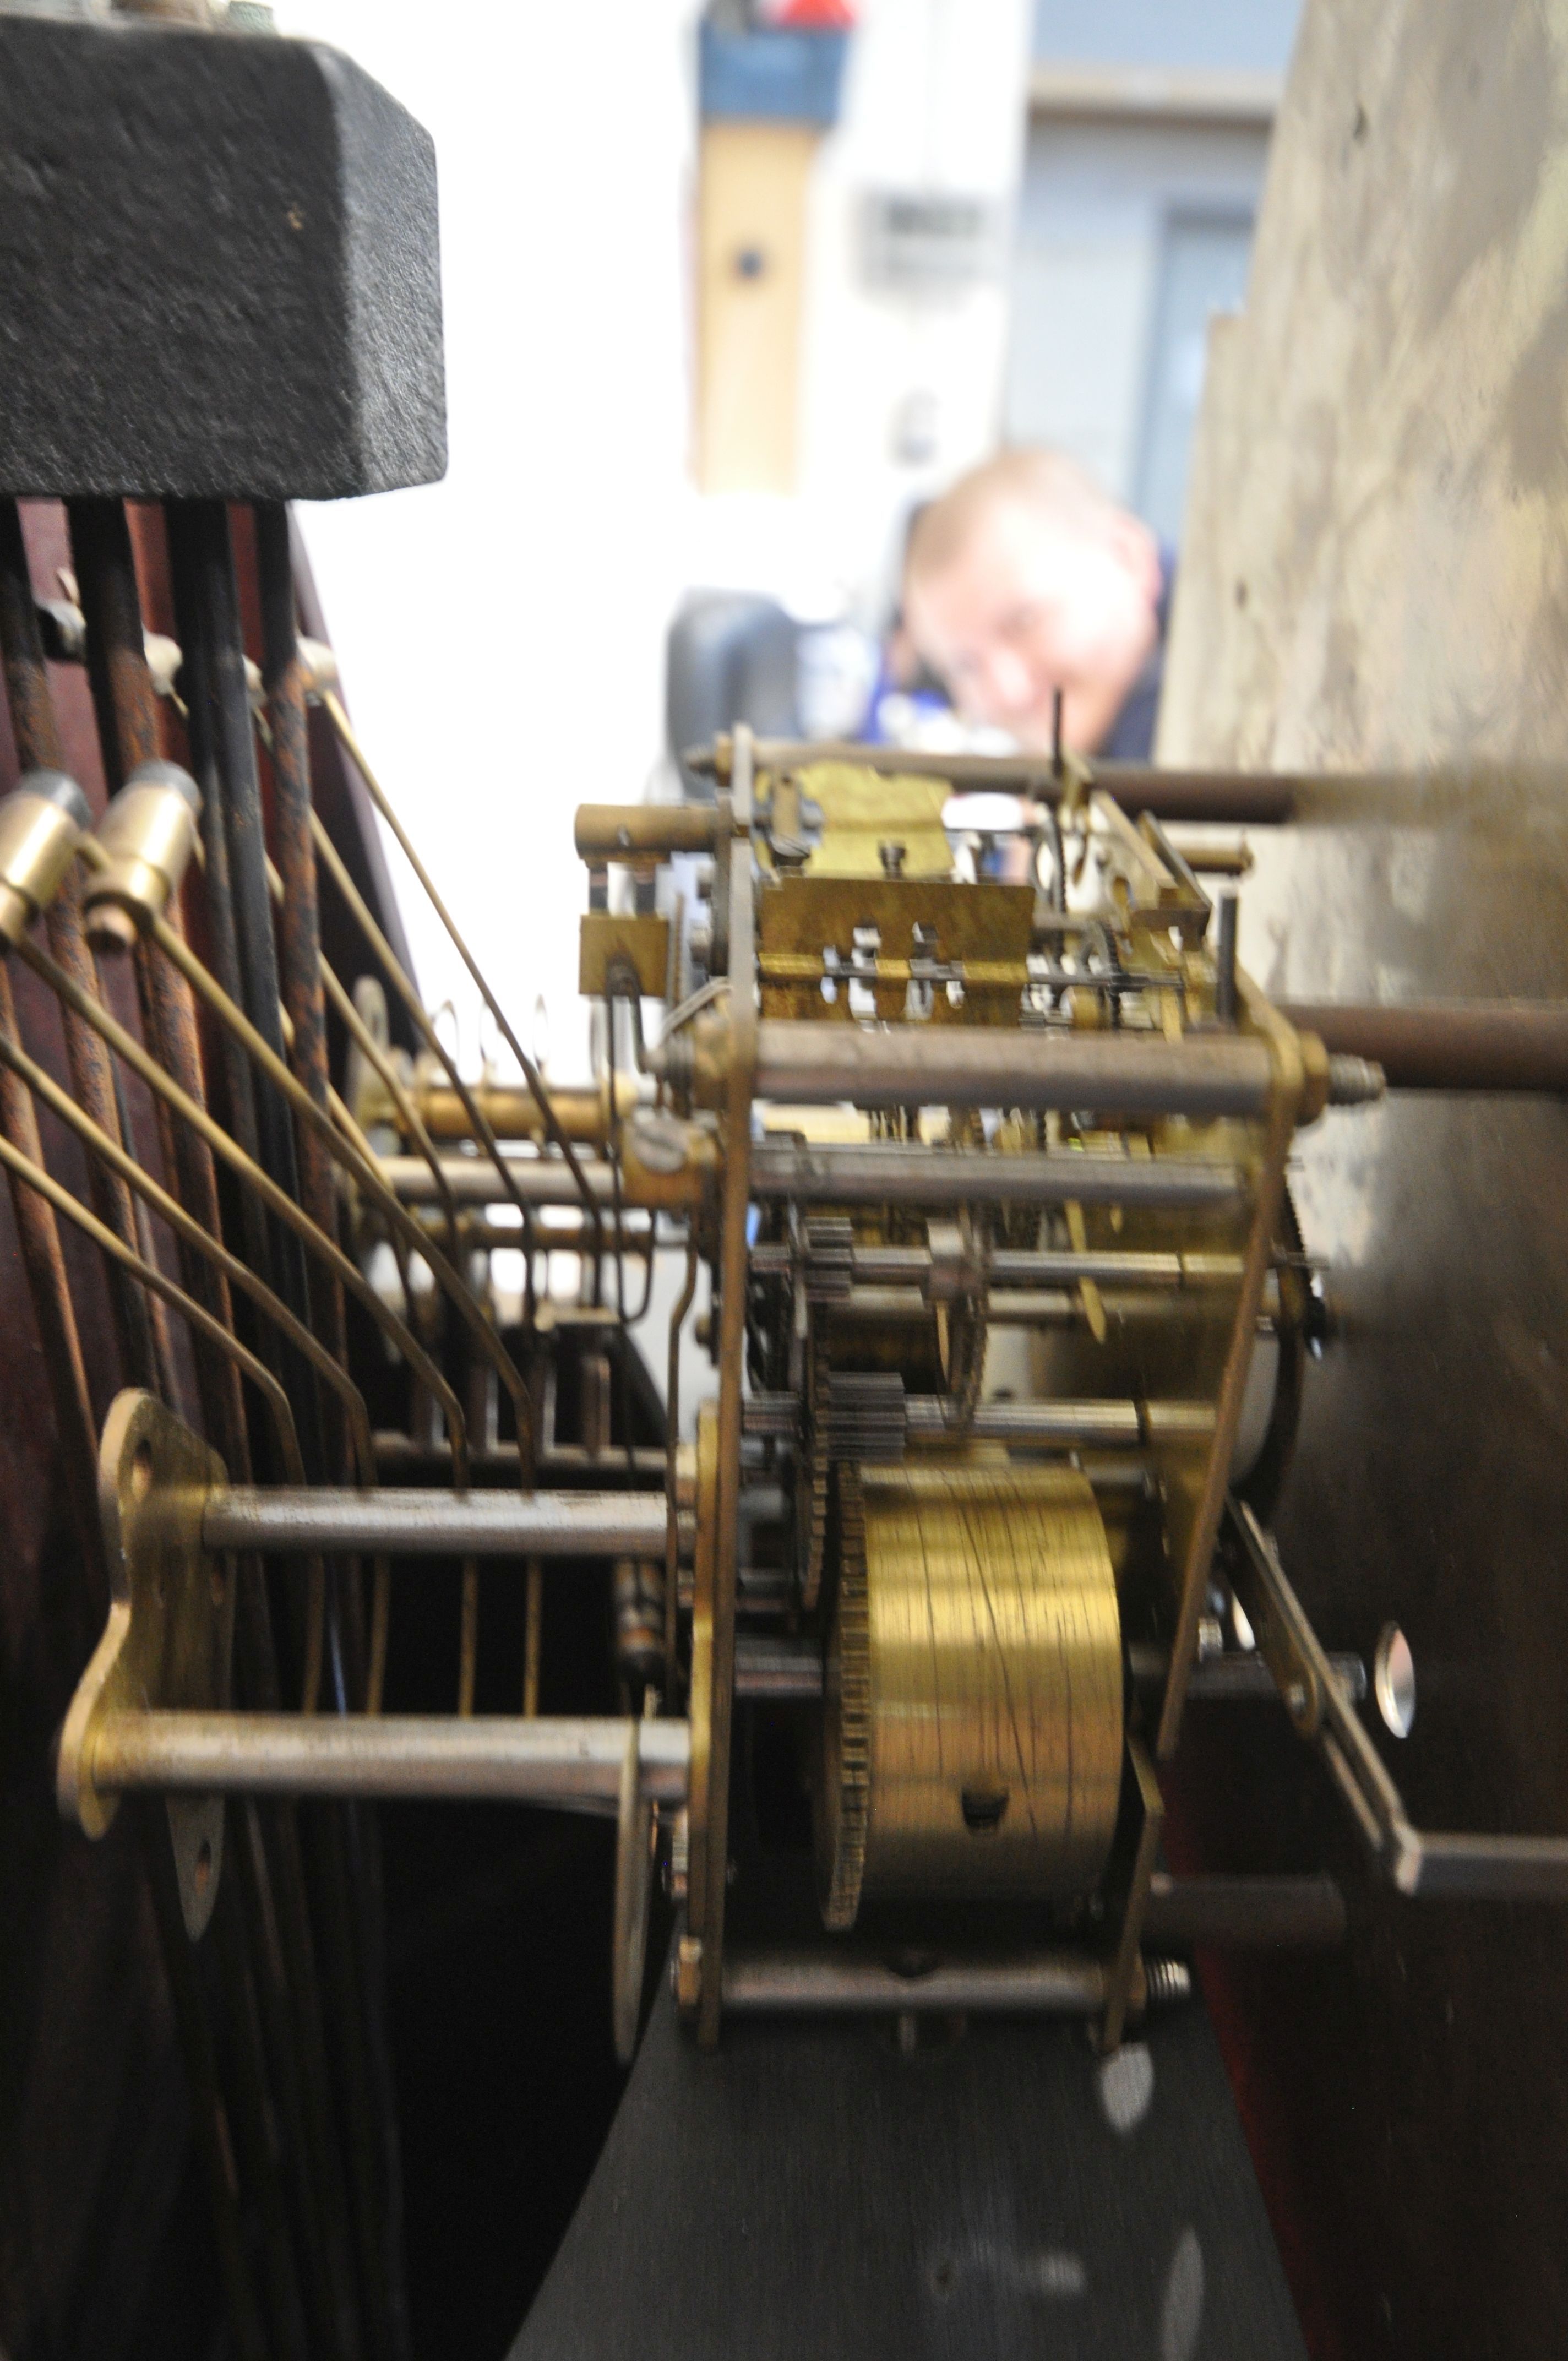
<box><xmin>901</xmin><ymin>449</ymin><xmax>1169</xmax><ymax>760</ymax></box>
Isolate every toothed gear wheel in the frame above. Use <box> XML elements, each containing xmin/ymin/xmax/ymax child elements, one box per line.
<box><xmin>942</xmin><ymin>1290</ymin><xmax>988</xmax><ymax>1431</ymax></box>
<box><xmin>799</xmin><ymin>1342</ymin><xmax>832</xmax><ymax>1611</ymax></box>
<box><xmin>815</xmin><ymin>1464</ymin><xmax>870</xmax><ymax>1931</ymax></box>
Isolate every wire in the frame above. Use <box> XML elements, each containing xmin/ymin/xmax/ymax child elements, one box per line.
<box><xmin>17</xmin><ymin>933</ymin><xmax>471</xmax><ymax>1487</ymax></box>
<box><xmin>144</xmin><ymin>912</ymin><xmax>530</xmax><ymax>1483</ymax></box>
<box><xmin>318</xmin><ymin>950</ymin><xmax>459</xmax><ymax>1258</ymax></box>
<box><xmin>0</xmin><ymin>1021</ymin><xmax>378</xmax><ymax>1487</ymax></box>
<box><xmin>309</xmin><ymin>808</ymin><xmax>543</xmax><ymax>1330</ymax></box>
<box><xmin>321</xmin><ymin>689</ymin><xmax>608</xmax><ymax>1277</ymax></box>
<box><xmin>0</xmin><ymin>1125</ymin><xmax>303</xmax><ymax>1484</ymax></box>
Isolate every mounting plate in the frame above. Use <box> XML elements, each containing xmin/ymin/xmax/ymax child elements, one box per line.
<box><xmin>57</xmin><ymin>1390</ymin><xmax>232</xmax><ymax>1939</ymax></box>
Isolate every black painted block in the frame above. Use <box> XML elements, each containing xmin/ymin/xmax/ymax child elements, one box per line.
<box><xmin>0</xmin><ymin>17</ymin><xmax>446</xmax><ymax>499</ymax></box>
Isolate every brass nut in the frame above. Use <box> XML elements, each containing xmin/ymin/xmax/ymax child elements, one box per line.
<box><xmin>0</xmin><ymin>770</ymin><xmax>90</xmax><ymax>947</ymax></box>
<box><xmin>656</xmin><ymin>1000</ymin><xmax>731</xmax><ymax>1111</ymax></box>
<box><xmin>84</xmin><ymin>761</ymin><xmax>200</xmax><ymax>949</ymax></box>
<box><xmin>619</xmin><ymin>1107</ymin><xmax>720</xmax><ymax>1211</ymax></box>
<box><xmin>1295</xmin><ymin>1026</ymin><xmax>1330</xmax><ymax>1123</ymax></box>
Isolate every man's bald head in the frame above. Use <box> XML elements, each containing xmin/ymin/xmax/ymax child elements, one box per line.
<box><xmin>902</xmin><ymin>449</ymin><xmax>1162</xmax><ymax>757</ymax></box>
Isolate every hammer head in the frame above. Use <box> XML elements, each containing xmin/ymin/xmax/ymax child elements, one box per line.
<box><xmin>0</xmin><ymin>15</ymin><xmax>447</xmax><ymax>500</ymax></box>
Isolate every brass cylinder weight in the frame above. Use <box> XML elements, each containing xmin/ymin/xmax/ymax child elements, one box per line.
<box><xmin>816</xmin><ymin>1463</ymin><xmax>1124</xmax><ymax>1929</ymax></box>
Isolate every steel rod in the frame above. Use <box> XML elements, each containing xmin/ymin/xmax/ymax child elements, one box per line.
<box><xmin>448</xmin><ymin>1212</ymin><xmax>652</xmax><ymax>1255</ymax></box>
<box><xmin>89</xmin><ymin>1711</ymin><xmax>690</xmax><ymax>1807</ymax></box>
<box><xmin>1126</xmin><ymin>1641</ymin><xmax>1367</xmax><ymax>1705</ymax></box>
<box><xmin>1280</xmin><ymin>998</ymin><xmax>1568</xmax><ymax>1092</ymax></box>
<box><xmin>382</xmin><ymin>1144</ymin><xmax>1245</xmax><ymax>1216</ymax></box>
<box><xmin>1400</xmin><ymin>1831</ymin><xmax>1568</xmax><ymax>1901</ymax></box>
<box><xmin>369</xmin><ymin>1434</ymin><xmax>667</xmax><ymax>1484</ymax></box>
<box><xmin>754</xmin><ymin>1016</ymin><xmax>1273</xmax><ymax>1117</ymax></box>
<box><xmin>692</xmin><ymin>736</ymin><xmax>1304</xmax><ymax>823</ymax></box>
<box><xmin>720</xmin><ymin>1945</ymin><xmax>1114</xmax><ymax>2015</ymax></box>
<box><xmin>748</xmin><ymin>1240</ymin><xmax>1244</xmax><ymax>1287</ymax></box>
<box><xmin>1141</xmin><ymin>1872</ymin><xmax>1347</xmax><ymax>1949</ymax></box>
<box><xmin>735</xmin><ymin>1634</ymin><xmax>823</xmax><ymax>1699</ymax></box>
<box><xmin>749</xmin><ymin>1138</ymin><xmax>1245</xmax><ymax>1210</ymax></box>
<box><xmin>905</xmin><ymin>1396</ymin><xmax>1213</xmax><ymax>1446</ymax></box>
<box><xmin>739</xmin><ymin>1639</ymin><xmax>1368</xmax><ymax>1707</ymax></box>
<box><xmin>380</xmin><ymin>1154</ymin><xmax>618</xmax><ymax>1205</ymax></box>
<box><xmin>203</xmin><ymin>1486</ymin><xmax>669</xmax><ymax>1558</ymax></box>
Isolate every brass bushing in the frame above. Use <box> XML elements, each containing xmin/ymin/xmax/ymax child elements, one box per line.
<box><xmin>0</xmin><ymin>770</ymin><xmax>91</xmax><ymax>948</ymax></box>
<box><xmin>84</xmin><ymin>760</ymin><xmax>201</xmax><ymax>950</ymax></box>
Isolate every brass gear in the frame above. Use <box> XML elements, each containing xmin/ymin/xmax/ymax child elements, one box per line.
<box><xmin>815</xmin><ymin>1461</ymin><xmax>1123</xmax><ymax>1932</ymax></box>
<box><xmin>815</xmin><ymin>1462</ymin><xmax>870</xmax><ymax>1930</ymax></box>
<box><xmin>801</xmin><ymin>1342</ymin><xmax>831</xmax><ymax>1612</ymax></box>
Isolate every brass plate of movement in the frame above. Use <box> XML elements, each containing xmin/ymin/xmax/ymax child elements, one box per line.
<box><xmin>579</xmin><ymin>911</ymin><xmax>671</xmax><ymax>999</ymax></box>
<box><xmin>57</xmin><ymin>1389</ymin><xmax>232</xmax><ymax>1939</ymax></box>
<box><xmin>817</xmin><ymin>1461</ymin><xmax>1123</xmax><ymax>1929</ymax></box>
<box><xmin>756</xmin><ymin>872</ymin><xmax>1034</xmax><ymax>1024</ymax></box>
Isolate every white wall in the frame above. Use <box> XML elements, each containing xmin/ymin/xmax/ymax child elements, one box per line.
<box><xmin>1032</xmin><ymin>0</ymin><xmax>1299</xmax><ymax>76</ymax></box>
<box><xmin>1005</xmin><ymin>116</ymin><xmax>1271</xmax><ymax>505</ymax></box>
<box><xmin>274</xmin><ymin>0</ymin><xmax>696</xmax><ymax>1073</ymax></box>
<box><xmin>274</xmin><ymin>0</ymin><xmax>1030</xmax><ymax>1071</ymax></box>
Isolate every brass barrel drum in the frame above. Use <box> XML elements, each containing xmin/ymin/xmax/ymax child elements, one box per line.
<box><xmin>817</xmin><ymin>1463</ymin><xmax>1124</xmax><ymax>1928</ymax></box>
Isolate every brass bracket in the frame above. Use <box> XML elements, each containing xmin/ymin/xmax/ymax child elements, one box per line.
<box><xmin>57</xmin><ymin>1389</ymin><xmax>232</xmax><ymax>1939</ymax></box>
<box><xmin>1092</xmin><ymin>791</ymin><xmax>1208</xmax><ymax>941</ymax></box>
<box><xmin>1227</xmin><ymin>1503</ymin><xmax>1324</xmax><ymax>1738</ymax></box>
<box><xmin>1100</xmin><ymin>1734</ymin><xmax>1164</xmax><ymax>2052</ymax></box>
<box><xmin>579</xmin><ymin>911</ymin><xmax>671</xmax><ymax>999</ymax></box>
<box><xmin>692</xmin><ymin>728</ymin><xmax>758</xmax><ymax>2045</ymax></box>
<box><xmin>1155</xmin><ymin>972</ymin><xmax>1305</xmax><ymax>1759</ymax></box>
<box><xmin>680</xmin><ymin>1401</ymin><xmax>721</xmax><ymax>2022</ymax></box>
